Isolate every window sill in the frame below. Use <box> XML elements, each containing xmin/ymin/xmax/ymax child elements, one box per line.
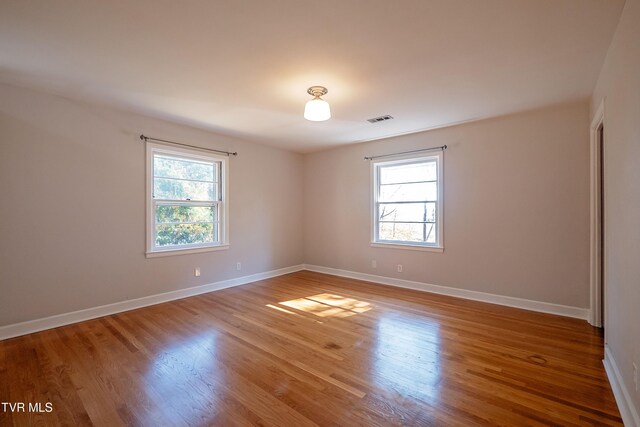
<box><xmin>146</xmin><ymin>245</ymin><xmax>229</xmax><ymax>258</ymax></box>
<box><xmin>370</xmin><ymin>242</ymin><xmax>444</xmax><ymax>253</ymax></box>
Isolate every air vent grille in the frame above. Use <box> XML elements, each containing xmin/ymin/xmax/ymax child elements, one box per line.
<box><xmin>367</xmin><ymin>115</ymin><xmax>394</xmax><ymax>123</ymax></box>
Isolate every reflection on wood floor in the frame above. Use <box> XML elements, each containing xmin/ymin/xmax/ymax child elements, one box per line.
<box><xmin>0</xmin><ymin>270</ymin><xmax>622</xmax><ymax>426</ymax></box>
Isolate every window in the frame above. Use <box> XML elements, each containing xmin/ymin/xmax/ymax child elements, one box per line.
<box><xmin>372</xmin><ymin>153</ymin><xmax>443</xmax><ymax>251</ymax></box>
<box><xmin>146</xmin><ymin>143</ymin><xmax>228</xmax><ymax>257</ymax></box>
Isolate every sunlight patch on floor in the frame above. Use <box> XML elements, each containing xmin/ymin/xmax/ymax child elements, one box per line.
<box><xmin>272</xmin><ymin>293</ymin><xmax>372</xmax><ymax>318</ymax></box>
<box><xmin>265</xmin><ymin>303</ymin><xmax>301</xmax><ymax>316</ymax></box>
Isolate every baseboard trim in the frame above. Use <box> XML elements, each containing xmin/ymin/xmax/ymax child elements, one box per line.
<box><xmin>0</xmin><ymin>264</ymin><xmax>305</xmax><ymax>341</ymax></box>
<box><xmin>302</xmin><ymin>264</ymin><xmax>589</xmax><ymax>320</ymax></box>
<box><xmin>0</xmin><ymin>263</ymin><xmax>591</xmax><ymax>340</ymax></box>
<box><xmin>604</xmin><ymin>346</ymin><xmax>640</xmax><ymax>427</ymax></box>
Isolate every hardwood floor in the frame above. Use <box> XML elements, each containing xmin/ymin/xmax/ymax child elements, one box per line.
<box><xmin>0</xmin><ymin>271</ymin><xmax>622</xmax><ymax>426</ymax></box>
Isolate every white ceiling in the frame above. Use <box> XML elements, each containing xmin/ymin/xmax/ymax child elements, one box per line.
<box><xmin>0</xmin><ymin>0</ymin><xmax>624</xmax><ymax>153</ymax></box>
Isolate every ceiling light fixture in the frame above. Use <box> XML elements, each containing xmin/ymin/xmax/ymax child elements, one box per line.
<box><xmin>304</xmin><ymin>86</ymin><xmax>331</xmax><ymax>121</ymax></box>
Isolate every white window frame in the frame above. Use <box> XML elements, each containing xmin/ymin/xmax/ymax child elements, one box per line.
<box><xmin>371</xmin><ymin>152</ymin><xmax>444</xmax><ymax>252</ymax></box>
<box><xmin>146</xmin><ymin>142</ymin><xmax>229</xmax><ymax>258</ymax></box>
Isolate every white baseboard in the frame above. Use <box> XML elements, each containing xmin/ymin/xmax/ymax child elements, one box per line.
<box><xmin>302</xmin><ymin>264</ymin><xmax>589</xmax><ymax>320</ymax></box>
<box><xmin>0</xmin><ymin>263</ymin><xmax>591</xmax><ymax>341</ymax></box>
<box><xmin>604</xmin><ymin>346</ymin><xmax>640</xmax><ymax>427</ymax></box>
<box><xmin>0</xmin><ymin>264</ymin><xmax>305</xmax><ymax>341</ymax></box>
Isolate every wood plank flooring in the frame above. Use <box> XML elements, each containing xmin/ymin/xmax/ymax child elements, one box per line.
<box><xmin>0</xmin><ymin>271</ymin><xmax>622</xmax><ymax>426</ymax></box>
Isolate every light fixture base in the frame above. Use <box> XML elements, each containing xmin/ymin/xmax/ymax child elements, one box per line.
<box><xmin>307</xmin><ymin>86</ymin><xmax>328</xmax><ymax>97</ymax></box>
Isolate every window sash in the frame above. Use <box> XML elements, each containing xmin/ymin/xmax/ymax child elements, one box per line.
<box><xmin>372</xmin><ymin>154</ymin><xmax>442</xmax><ymax>248</ymax></box>
<box><xmin>147</xmin><ymin>143</ymin><xmax>228</xmax><ymax>255</ymax></box>
<box><xmin>152</xmin><ymin>198</ymin><xmax>222</xmax><ymax>249</ymax></box>
<box><xmin>152</xmin><ymin>153</ymin><xmax>221</xmax><ymax>203</ymax></box>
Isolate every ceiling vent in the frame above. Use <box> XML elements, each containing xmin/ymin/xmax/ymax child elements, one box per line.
<box><xmin>367</xmin><ymin>115</ymin><xmax>394</xmax><ymax>123</ymax></box>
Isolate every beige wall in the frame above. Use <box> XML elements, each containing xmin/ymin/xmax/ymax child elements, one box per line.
<box><xmin>592</xmin><ymin>0</ymin><xmax>640</xmax><ymax>417</ymax></box>
<box><xmin>304</xmin><ymin>102</ymin><xmax>591</xmax><ymax>308</ymax></box>
<box><xmin>0</xmin><ymin>85</ymin><xmax>594</xmax><ymax>326</ymax></box>
<box><xmin>0</xmin><ymin>83</ymin><xmax>304</xmax><ymax>326</ymax></box>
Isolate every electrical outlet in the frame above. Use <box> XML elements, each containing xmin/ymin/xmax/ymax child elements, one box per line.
<box><xmin>194</xmin><ymin>267</ymin><xmax>201</xmax><ymax>277</ymax></box>
<box><xmin>397</xmin><ymin>264</ymin><xmax>403</xmax><ymax>273</ymax></box>
<box><xmin>372</xmin><ymin>260</ymin><xmax>377</xmax><ymax>269</ymax></box>
<box><xmin>634</xmin><ymin>363</ymin><xmax>638</xmax><ymax>392</ymax></box>
<box><xmin>236</xmin><ymin>262</ymin><xmax>242</xmax><ymax>271</ymax></box>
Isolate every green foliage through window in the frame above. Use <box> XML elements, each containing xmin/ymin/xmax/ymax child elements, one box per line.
<box><xmin>156</xmin><ymin>223</ymin><xmax>216</xmax><ymax>246</ymax></box>
<box><xmin>151</xmin><ymin>149</ymin><xmax>223</xmax><ymax>249</ymax></box>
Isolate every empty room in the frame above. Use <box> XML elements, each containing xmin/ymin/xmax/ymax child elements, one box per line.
<box><xmin>1</xmin><ymin>0</ymin><xmax>639</xmax><ymax>426</ymax></box>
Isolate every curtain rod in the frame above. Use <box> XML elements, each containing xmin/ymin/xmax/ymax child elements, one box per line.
<box><xmin>140</xmin><ymin>134</ymin><xmax>238</xmax><ymax>156</ymax></box>
<box><xmin>364</xmin><ymin>145</ymin><xmax>447</xmax><ymax>160</ymax></box>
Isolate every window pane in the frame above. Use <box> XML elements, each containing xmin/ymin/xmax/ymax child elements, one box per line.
<box><xmin>155</xmin><ymin>223</ymin><xmax>217</xmax><ymax>246</ymax></box>
<box><xmin>156</xmin><ymin>205</ymin><xmax>216</xmax><ymax>224</ymax></box>
<box><xmin>379</xmin><ymin>182</ymin><xmax>437</xmax><ymax>202</ymax></box>
<box><xmin>380</xmin><ymin>161</ymin><xmax>436</xmax><ymax>184</ymax></box>
<box><xmin>378</xmin><ymin>202</ymin><xmax>436</xmax><ymax>222</ymax></box>
<box><xmin>379</xmin><ymin>222</ymin><xmax>436</xmax><ymax>243</ymax></box>
<box><xmin>154</xmin><ymin>155</ymin><xmax>216</xmax><ymax>181</ymax></box>
<box><xmin>154</xmin><ymin>178</ymin><xmax>216</xmax><ymax>201</ymax></box>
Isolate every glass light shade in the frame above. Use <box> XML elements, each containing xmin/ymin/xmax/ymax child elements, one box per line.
<box><xmin>304</xmin><ymin>98</ymin><xmax>331</xmax><ymax>121</ymax></box>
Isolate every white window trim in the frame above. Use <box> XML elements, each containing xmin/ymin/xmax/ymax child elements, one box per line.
<box><xmin>145</xmin><ymin>142</ymin><xmax>229</xmax><ymax>258</ymax></box>
<box><xmin>370</xmin><ymin>242</ymin><xmax>444</xmax><ymax>253</ymax></box>
<box><xmin>371</xmin><ymin>152</ymin><xmax>444</xmax><ymax>251</ymax></box>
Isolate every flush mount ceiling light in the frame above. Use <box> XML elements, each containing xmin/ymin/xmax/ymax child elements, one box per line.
<box><xmin>304</xmin><ymin>86</ymin><xmax>331</xmax><ymax>121</ymax></box>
